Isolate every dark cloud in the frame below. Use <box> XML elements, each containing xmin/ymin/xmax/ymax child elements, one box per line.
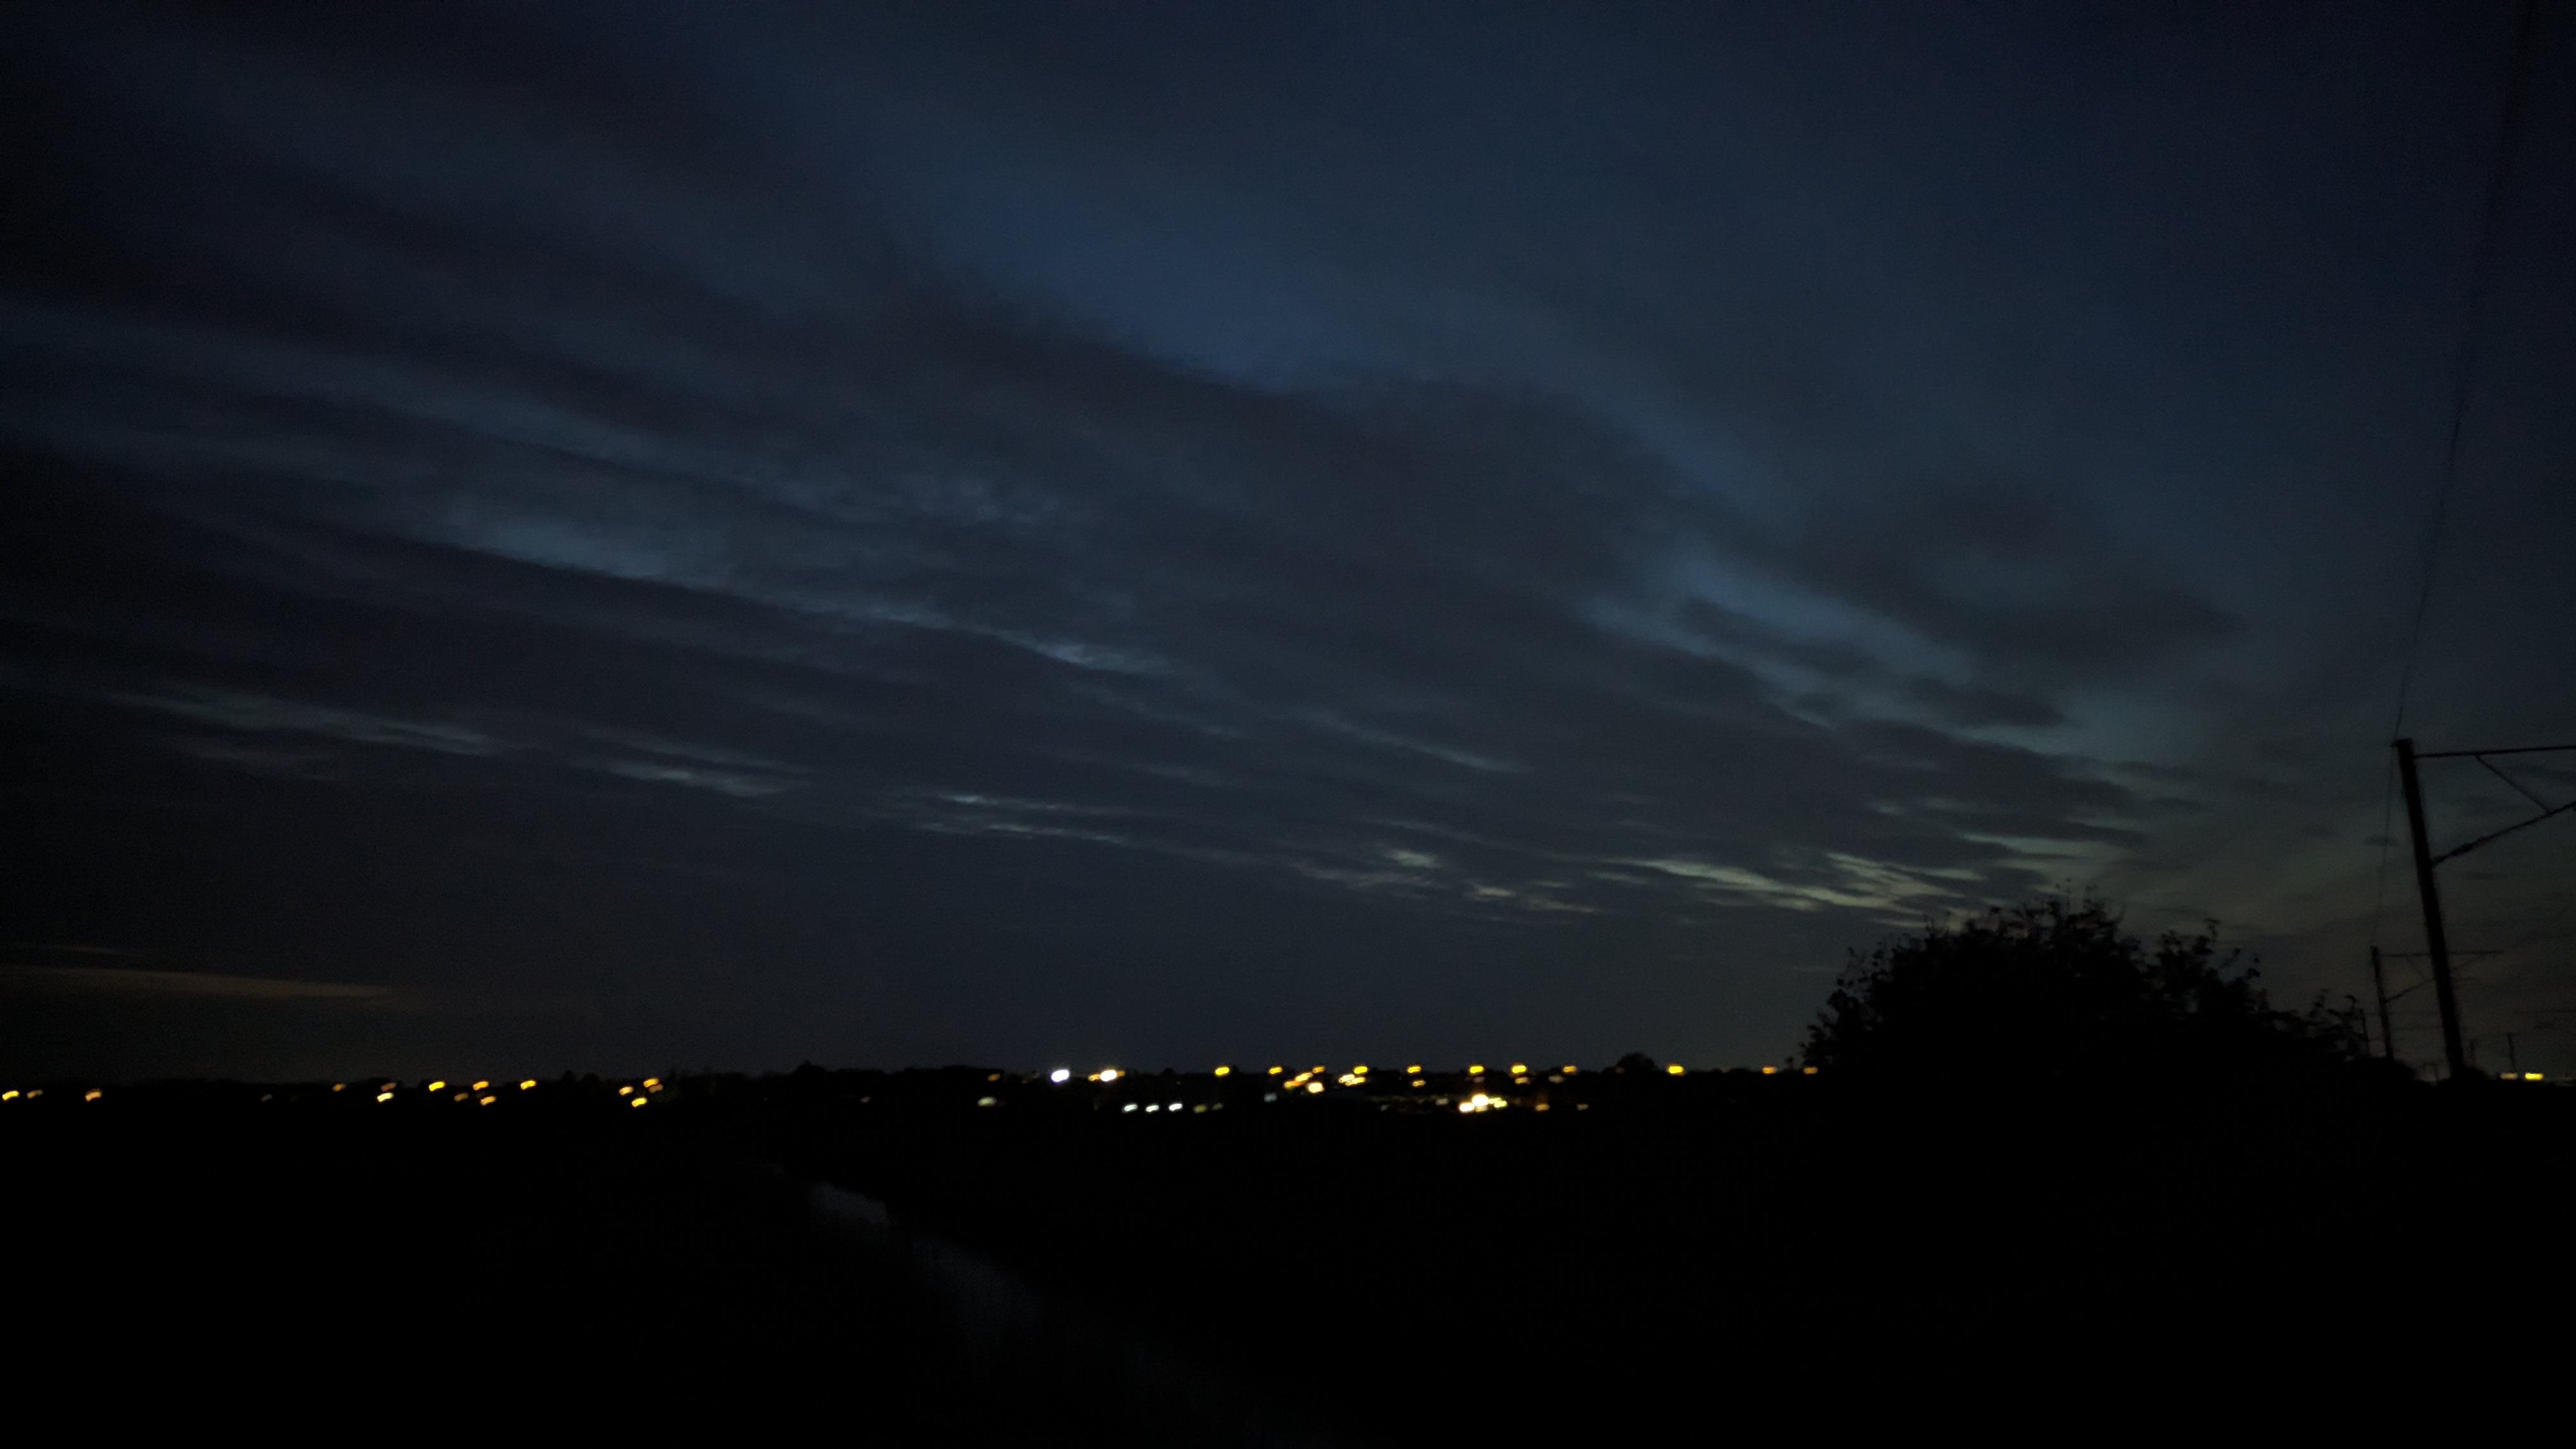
<box><xmin>3</xmin><ymin>1</ymin><xmax>2572</xmax><ymax>1077</ymax></box>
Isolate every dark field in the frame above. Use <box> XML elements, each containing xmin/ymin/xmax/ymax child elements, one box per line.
<box><xmin>6</xmin><ymin>1069</ymin><xmax>2567</xmax><ymax>1439</ymax></box>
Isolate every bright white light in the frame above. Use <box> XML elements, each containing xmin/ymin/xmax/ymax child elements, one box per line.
<box><xmin>1099</xmin><ymin>1068</ymin><xmax>1121</xmax><ymax>1082</ymax></box>
<box><xmin>1123</xmin><ymin>1103</ymin><xmax>1138</xmax><ymax>1112</ymax></box>
<box><xmin>1167</xmin><ymin>1102</ymin><xmax>1182</xmax><ymax>1112</ymax></box>
<box><xmin>1146</xmin><ymin>1104</ymin><xmax>1161</xmax><ymax>1112</ymax></box>
<box><xmin>1049</xmin><ymin>1068</ymin><xmax>1071</xmax><ymax>1084</ymax></box>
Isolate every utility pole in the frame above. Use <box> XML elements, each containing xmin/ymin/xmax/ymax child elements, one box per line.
<box><xmin>2369</xmin><ymin>946</ymin><xmax>2396</xmax><ymax>1062</ymax></box>
<box><xmin>2395</xmin><ymin>738</ymin><xmax>2469</xmax><ymax>1080</ymax></box>
<box><xmin>2385</xmin><ymin>737</ymin><xmax>2574</xmax><ymax>1082</ymax></box>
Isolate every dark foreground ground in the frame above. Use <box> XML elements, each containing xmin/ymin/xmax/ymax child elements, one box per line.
<box><xmin>4</xmin><ymin>1069</ymin><xmax>2568</xmax><ymax>1439</ymax></box>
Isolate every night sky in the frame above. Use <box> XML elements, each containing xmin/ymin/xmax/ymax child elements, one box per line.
<box><xmin>5</xmin><ymin>2</ymin><xmax>2572</xmax><ymax>1082</ymax></box>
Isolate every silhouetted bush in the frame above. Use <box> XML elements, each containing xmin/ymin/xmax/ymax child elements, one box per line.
<box><xmin>1801</xmin><ymin>896</ymin><xmax>2382</xmax><ymax>1084</ymax></box>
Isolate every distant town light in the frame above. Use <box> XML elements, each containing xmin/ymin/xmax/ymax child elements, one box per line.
<box><xmin>381</xmin><ymin>1083</ymin><xmax>397</xmax><ymax>1093</ymax></box>
<box><xmin>1561</xmin><ymin>1065</ymin><xmax>1577</xmax><ymax>1075</ymax></box>
<box><xmin>1146</xmin><ymin>1104</ymin><xmax>1161</xmax><ymax>1112</ymax></box>
<box><xmin>618</xmin><ymin>1085</ymin><xmax>634</xmax><ymax>1096</ymax></box>
<box><xmin>1213</xmin><ymin>1065</ymin><xmax>1232</xmax><ymax>1077</ymax></box>
<box><xmin>332</xmin><ymin>1083</ymin><xmax>346</xmax><ymax>1092</ymax></box>
<box><xmin>1167</xmin><ymin>1101</ymin><xmax>1183</xmax><ymax>1112</ymax></box>
<box><xmin>1666</xmin><ymin>1063</ymin><xmax>1685</xmax><ymax>1077</ymax></box>
<box><xmin>471</xmin><ymin>1080</ymin><xmax>490</xmax><ymax>1091</ymax></box>
<box><xmin>1468</xmin><ymin>1064</ymin><xmax>1485</xmax><ymax>1075</ymax></box>
<box><xmin>1123</xmin><ymin>1103</ymin><xmax>1138</xmax><ymax>1113</ymax></box>
<box><xmin>518</xmin><ymin>1080</ymin><xmax>536</xmax><ymax>1091</ymax></box>
<box><xmin>427</xmin><ymin>1080</ymin><xmax>447</xmax><ymax>1092</ymax></box>
<box><xmin>1099</xmin><ymin>1068</ymin><xmax>1121</xmax><ymax>1082</ymax></box>
<box><xmin>1405</xmin><ymin>1064</ymin><xmax>1422</xmax><ymax>1074</ymax></box>
<box><xmin>1050</xmin><ymin>1068</ymin><xmax>1072</xmax><ymax>1084</ymax></box>
<box><xmin>629</xmin><ymin>1096</ymin><xmax>647</xmax><ymax>1107</ymax></box>
<box><xmin>643</xmin><ymin>1077</ymin><xmax>661</xmax><ymax>1088</ymax></box>
<box><xmin>1306</xmin><ymin>1082</ymin><xmax>1324</xmax><ymax>1095</ymax></box>
<box><xmin>1457</xmin><ymin>1100</ymin><xmax>1476</xmax><ymax>1114</ymax></box>
<box><xmin>1802</xmin><ymin>1066</ymin><xmax>1818</xmax><ymax>1075</ymax></box>
<box><xmin>376</xmin><ymin>1092</ymin><xmax>394</xmax><ymax>1103</ymax></box>
<box><xmin>478</xmin><ymin>1095</ymin><xmax>496</xmax><ymax>1105</ymax></box>
<box><xmin>1</xmin><ymin>1091</ymin><xmax>16</xmax><ymax>1101</ymax></box>
<box><xmin>1268</xmin><ymin>1066</ymin><xmax>1285</xmax><ymax>1075</ymax></box>
<box><xmin>84</xmin><ymin>1088</ymin><xmax>103</xmax><ymax>1101</ymax></box>
<box><xmin>1510</xmin><ymin>1063</ymin><xmax>1528</xmax><ymax>1075</ymax></box>
<box><xmin>2530</xmin><ymin>1072</ymin><xmax>2546</xmax><ymax>1080</ymax></box>
<box><xmin>1761</xmin><ymin>1066</ymin><xmax>1778</xmax><ymax>1075</ymax></box>
<box><xmin>1411</xmin><ymin>1079</ymin><xmax>1426</xmax><ymax>1088</ymax></box>
<box><xmin>1352</xmin><ymin>1064</ymin><xmax>1368</xmax><ymax>1075</ymax></box>
<box><xmin>977</xmin><ymin>1096</ymin><xmax>998</xmax><ymax>1107</ymax></box>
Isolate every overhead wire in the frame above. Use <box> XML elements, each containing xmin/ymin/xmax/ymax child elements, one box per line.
<box><xmin>2366</xmin><ymin>0</ymin><xmax>2543</xmax><ymax>960</ymax></box>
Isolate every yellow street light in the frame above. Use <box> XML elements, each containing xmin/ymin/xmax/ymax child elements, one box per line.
<box><xmin>427</xmin><ymin>1080</ymin><xmax>447</xmax><ymax>1092</ymax></box>
<box><xmin>1666</xmin><ymin>1062</ymin><xmax>1685</xmax><ymax>1076</ymax></box>
<box><xmin>1214</xmin><ymin>1065</ymin><xmax>1232</xmax><ymax>1077</ymax></box>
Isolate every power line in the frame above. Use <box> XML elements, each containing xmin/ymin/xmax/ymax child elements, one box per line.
<box><xmin>2386</xmin><ymin>0</ymin><xmax>2542</xmax><ymax>743</ymax></box>
<box><xmin>2368</xmin><ymin>0</ymin><xmax>2543</xmax><ymax>979</ymax></box>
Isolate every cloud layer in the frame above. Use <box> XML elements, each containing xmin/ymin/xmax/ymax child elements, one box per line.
<box><xmin>4</xmin><ymin>1</ymin><xmax>2572</xmax><ymax>1075</ymax></box>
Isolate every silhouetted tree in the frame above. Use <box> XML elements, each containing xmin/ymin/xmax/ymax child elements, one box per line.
<box><xmin>1802</xmin><ymin>896</ymin><xmax>2382</xmax><ymax>1083</ymax></box>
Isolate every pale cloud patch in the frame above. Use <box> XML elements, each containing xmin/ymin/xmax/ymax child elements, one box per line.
<box><xmin>128</xmin><ymin>688</ymin><xmax>503</xmax><ymax>756</ymax></box>
<box><xmin>1626</xmin><ymin>852</ymin><xmax>1960</xmax><ymax>916</ymax></box>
